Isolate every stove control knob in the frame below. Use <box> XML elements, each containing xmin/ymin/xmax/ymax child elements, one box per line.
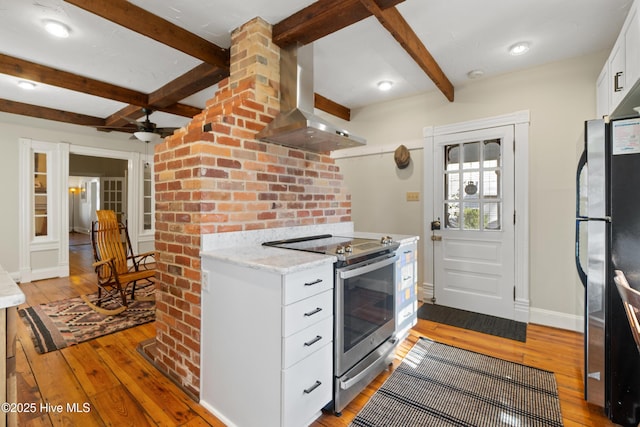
<box><xmin>345</xmin><ymin>244</ymin><xmax>353</xmax><ymax>253</ymax></box>
<box><xmin>336</xmin><ymin>245</ymin><xmax>345</xmax><ymax>254</ymax></box>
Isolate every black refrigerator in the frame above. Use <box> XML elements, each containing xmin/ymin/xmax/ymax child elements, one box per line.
<box><xmin>576</xmin><ymin>117</ymin><xmax>640</xmax><ymax>426</ymax></box>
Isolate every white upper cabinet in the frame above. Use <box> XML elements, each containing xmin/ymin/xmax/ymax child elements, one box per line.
<box><xmin>598</xmin><ymin>0</ymin><xmax>640</xmax><ymax>118</ymax></box>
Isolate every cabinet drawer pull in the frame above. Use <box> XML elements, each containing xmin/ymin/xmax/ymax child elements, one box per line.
<box><xmin>304</xmin><ymin>307</ymin><xmax>322</xmax><ymax>317</ymax></box>
<box><xmin>304</xmin><ymin>278</ymin><xmax>323</xmax><ymax>286</ymax></box>
<box><xmin>304</xmin><ymin>335</ymin><xmax>322</xmax><ymax>347</ymax></box>
<box><xmin>303</xmin><ymin>380</ymin><xmax>322</xmax><ymax>394</ymax></box>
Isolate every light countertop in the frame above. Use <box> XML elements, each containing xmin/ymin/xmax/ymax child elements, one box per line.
<box><xmin>201</xmin><ymin>245</ymin><xmax>336</xmax><ymax>274</ymax></box>
<box><xmin>0</xmin><ymin>268</ymin><xmax>25</xmax><ymax>309</ymax></box>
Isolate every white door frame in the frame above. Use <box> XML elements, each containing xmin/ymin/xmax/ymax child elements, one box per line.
<box><xmin>423</xmin><ymin>111</ymin><xmax>530</xmax><ymax>322</ymax></box>
<box><xmin>18</xmin><ymin>141</ymin><xmax>142</xmax><ymax>282</ymax></box>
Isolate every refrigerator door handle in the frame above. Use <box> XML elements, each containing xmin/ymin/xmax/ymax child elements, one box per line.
<box><xmin>576</xmin><ymin>149</ymin><xmax>588</xmax><ymax>287</ymax></box>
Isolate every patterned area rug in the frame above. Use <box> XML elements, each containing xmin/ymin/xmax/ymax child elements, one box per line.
<box><xmin>350</xmin><ymin>337</ymin><xmax>563</xmax><ymax>427</ymax></box>
<box><xmin>19</xmin><ymin>287</ymin><xmax>155</xmax><ymax>354</ymax></box>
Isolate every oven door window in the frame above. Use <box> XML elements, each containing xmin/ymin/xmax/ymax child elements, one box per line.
<box><xmin>342</xmin><ymin>261</ymin><xmax>395</xmax><ymax>353</ymax></box>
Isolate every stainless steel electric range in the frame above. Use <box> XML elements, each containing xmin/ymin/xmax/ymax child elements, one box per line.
<box><xmin>263</xmin><ymin>234</ymin><xmax>400</xmax><ymax>414</ymax></box>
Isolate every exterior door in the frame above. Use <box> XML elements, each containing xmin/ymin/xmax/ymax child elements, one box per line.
<box><xmin>432</xmin><ymin>125</ymin><xmax>515</xmax><ymax>320</ymax></box>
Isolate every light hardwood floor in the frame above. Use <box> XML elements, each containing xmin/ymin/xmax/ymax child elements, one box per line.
<box><xmin>14</xmin><ymin>239</ymin><xmax>613</xmax><ymax>426</ymax></box>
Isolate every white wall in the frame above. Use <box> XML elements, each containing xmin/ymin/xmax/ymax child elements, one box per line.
<box><xmin>322</xmin><ymin>50</ymin><xmax>608</xmax><ymax>329</ymax></box>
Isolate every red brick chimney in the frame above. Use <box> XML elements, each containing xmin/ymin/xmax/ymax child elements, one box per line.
<box><xmin>152</xmin><ymin>17</ymin><xmax>352</xmax><ymax>398</ymax></box>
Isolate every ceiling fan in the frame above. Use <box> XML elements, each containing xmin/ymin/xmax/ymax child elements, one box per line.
<box><xmin>96</xmin><ymin>108</ymin><xmax>179</xmax><ymax>142</ymax></box>
<box><xmin>125</xmin><ymin>108</ymin><xmax>179</xmax><ymax>142</ymax></box>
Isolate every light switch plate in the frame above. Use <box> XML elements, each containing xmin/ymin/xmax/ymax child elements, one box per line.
<box><xmin>406</xmin><ymin>191</ymin><xmax>420</xmax><ymax>202</ymax></box>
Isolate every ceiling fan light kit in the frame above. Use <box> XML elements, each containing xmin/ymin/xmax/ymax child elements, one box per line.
<box><xmin>133</xmin><ymin>131</ymin><xmax>160</xmax><ymax>142</ymax></box>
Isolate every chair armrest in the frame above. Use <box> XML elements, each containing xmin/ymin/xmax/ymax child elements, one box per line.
<box><xmin>130</xmin><ymin>251</ymin><xmax>157</xmax><ymax>271</ymax></box>
<box><xmin>136</xmin><ymin>251</ymin><xmax>157</xmax><ymax>258</ymax></box>
<box><xmin>92</xmin><ymin>258</ymin><xmax>113</xmax><ymax>269</ymax></box>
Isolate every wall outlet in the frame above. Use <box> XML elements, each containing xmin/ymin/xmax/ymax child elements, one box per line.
<box><xmin>202</xmin><ymin>270</ymin><xmax>209</xmax><ymax>292</ymax></box>
<box><xmin>406</xmin><ymin>191</ymin><xmax>420</xmax><ymax>202</ymax></box>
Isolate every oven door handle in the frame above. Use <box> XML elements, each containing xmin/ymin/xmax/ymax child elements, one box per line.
<box><xmin>338</xmin><ymin>254</ymin><xmax>398</xmax><ymax>280</ymax></box>
<box><xmin>339</xmin><ymin>337</ymin><xmax>398</xmax><ymax>390</ymax></box>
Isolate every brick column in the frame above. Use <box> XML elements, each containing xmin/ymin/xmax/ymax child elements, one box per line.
<box><xmin>153</xmin><ymin>17</ymin><xmax>351</xmax><ymax>398</ymax></box>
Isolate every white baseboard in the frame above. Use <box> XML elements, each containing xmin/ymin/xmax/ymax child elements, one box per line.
<box><xmin>420</xmin><ymin>283</ymin><xmax>583</xmax><ymax>332</ymax></box>
<box><xmin>528</xmin><ymin>307</ymin><xmax>584</xmax><ymax>333</ymax></box>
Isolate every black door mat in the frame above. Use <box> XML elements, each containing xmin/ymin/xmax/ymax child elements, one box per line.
<box><xmin>417</xmin><ymin>304</ymin><xmax>527</xmax><ymax>342</ymax></box>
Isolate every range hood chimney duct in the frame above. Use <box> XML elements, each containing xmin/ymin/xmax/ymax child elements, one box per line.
<box><xmin>256</xmin><ymin>43</ymin><xmax>366</xmax><ymax>152</ymax></box>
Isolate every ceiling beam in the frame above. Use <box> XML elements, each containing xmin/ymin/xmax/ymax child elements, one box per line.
<box><xmin>148</xmin><ymin>63</ymin><xmax>228</xmax><ymax>109</ymax></box>
<box><xmin>273</xmin><ymin>0</ymin><xmax>405</xmax><ymax>47</ymax></box>
<box><xmin>0</xmin><ymin>53</ymin><xmax>205</xmax><ymax>124</ymax></box>
<box><xmin>105</xmin><ymin>63</ymin><xmax>228</xmax><ymax>127</ymax></box>
<box><xmin>314</xmin><ymin>94</ymin><xmax>350</xmax><ymax>121</ymax></box>
<box><xmin>358</xmin><ymin>0</ymin><xmax>454</xmax><ymax>102</ymax></box>
<box><xmin>0</xmin><ymin>98</ymin><xmax>106</xmax><ymax>127</ymax></box>
<box><xmin>0</xmin><ymin>53</ymin><xmax>148</xmax><ymax>106</ymax></box>
<box><xmin>64</xmin><ymin>0</ymin><xmax>230</xmax><ymax>69</ymax></box>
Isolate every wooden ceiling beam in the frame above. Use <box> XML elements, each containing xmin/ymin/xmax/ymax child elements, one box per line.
<box><xmin>314</xmin><ymin>94</ymin><xmax>350</xmax><ymax>121</ymax></box>
<box><xmin>148</xmin><ymin>63</ymin><xmax>228</xmax><ymax>108</ymax></box>
<box><xmin>0</xmin><ymin>98</ymin><xmax>106</xmax><ymax>127</ymax></box>
<box><xmin>64</xmin><ymin>0</ymin><xmax>230</xmax><ymax>69</ymax></box>
<box><xmin>358</xmin><ymin>0</ymin><xmax>454</xmax><ymax>102</ymax></box>
<box><xmin>273</xmin><ymin>0</ymin><xmax>405</xmax><ymax>47</ymax></box>
<box><xmin>0</xmin><ymin>53</ymin><xmax>148</xmax><ymax>106</ymax></box>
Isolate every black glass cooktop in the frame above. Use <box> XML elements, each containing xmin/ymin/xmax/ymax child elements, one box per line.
<box><xmin>263</xmin><ymin>234</ymin><xmax>398</xmax><ymax>261</ymax></box>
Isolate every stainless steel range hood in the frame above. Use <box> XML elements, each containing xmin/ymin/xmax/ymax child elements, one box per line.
<box><xmin>256</xmin><ymin>43</ymin><xmax>365</xmax><ymax>152</ymax></box>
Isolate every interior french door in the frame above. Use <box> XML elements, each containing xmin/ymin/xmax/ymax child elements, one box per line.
<box><xmin>432</xmin><ymin>125</ymin><xmax>516</xmax><ymax>320</ymax></box>
<box><xmin>100</xmin><ymin>177</ymin><xmax>127</xmax><ymax>223</ymax></box>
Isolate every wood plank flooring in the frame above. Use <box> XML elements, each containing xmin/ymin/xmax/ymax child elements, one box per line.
<box><xmin>13</xmin><ymin>238</ymin><xmax>613</xmax><ymax>426</ymax></box>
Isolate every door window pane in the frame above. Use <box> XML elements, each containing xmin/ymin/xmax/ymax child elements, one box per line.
<box><xmin>463</xmin><ymin>142</ymin><xmax>480</xmax><ymax>169</ymax></box>
<box><xmin>34</xmin><ymin>152</ymin><xmax>48</xmax><ymax>237</ymax></box>
<box><xmin>445</xmin><ymin>146</ymin><xmax>460</xmax><ymax>171</ymax></box>
<box><xmin>445</xmin><ymin>173</ymin><xmax>460</xmax><ymax>200</ymax></box>
<box><xmin>443</xmin><ymin>139</ymin><xmax>502</xmax><ymax>231</ymax></box>
<box><xmin>463</xmin><ymin>203</ymin><xmax>480</xmax><ymax>230</ymax></box>
<box><xmin>484</xmin><ymin>202</ymin><xmax>501</xmax><ymax>230</ymax></box>
<box><xmin>445</xmin><ymin>202</ymin><xmax>459</xmax><ymax>229</ymax></box>
<box><xmin>483</xmin><ymin>140</ymin><xmax>501</xmax><ymax>167</ymax></box>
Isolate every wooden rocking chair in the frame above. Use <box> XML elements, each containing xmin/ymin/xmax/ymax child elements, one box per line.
<box><xmin>84</xmin><ymin>210</ymin><xmax>156</xmax><ymax>315</ymax></box>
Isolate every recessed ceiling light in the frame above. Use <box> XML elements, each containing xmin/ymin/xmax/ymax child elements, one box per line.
<box><xmin>43</xmin><ymin>20</ymin><xmax>71</xmax><ymax>38</ymax></box>
<box><xmin>467</xmin><ymin>69</ymin><xmax>484</xmax><ymax>79</ymax></box>
<box><xmin>17</xmin><ymin>81</ymin><xmax>37</xmax><ymax>90</ymax></box>
<box><xmin>377</xmin><ymin>80</ymin><xmax>394</xmax><ymax>91</ymax></box>
<box><xmin>509</xmin><ymin>42</ymin><xmax>530</xmax><ymax>56</ymax></box>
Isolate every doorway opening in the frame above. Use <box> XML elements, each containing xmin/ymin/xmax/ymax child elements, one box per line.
<box><xmin>68</xmin><ymin>154</ymin><xmax>129</xmax><ymax>276</ymax></box>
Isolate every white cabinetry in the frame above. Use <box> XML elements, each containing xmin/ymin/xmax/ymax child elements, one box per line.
<box><xmin>200</xmin><ymin>256</ymin><xmax>334</xmax><ymax>427</ymax></box>
<box><xmin>596</xmin><ymin>64</ymin><xmax>610</xmax><ymax>119</ymax></box>
<box><xmin>597</xmin><ymin>0</ymin><xmax>640</xmax><ymax>118</ymax></box>
<box><xmin>395</xmin><ymin>238</ymin><xmax>418</xmax><ymax>339</ymax></box>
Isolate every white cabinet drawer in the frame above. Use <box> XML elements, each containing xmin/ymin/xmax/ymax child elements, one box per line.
<box><xmin>282</xmin><ymin>289</ymin><xmax>333</xmax><ymax>337</ymax></box>
<box><xmin>282</xmin><ymin>265</ymin><xmax>333</xmax><ymax>305</ymax></box>
<box><xmin>282</xmin><ymin>343</ymin><xmax>332</xmax><ymax>427</ymax></box>
<box><xmin>282</xmin><ymin>316</ymin><xmax>333</xmax><ymax>369</ymax></box>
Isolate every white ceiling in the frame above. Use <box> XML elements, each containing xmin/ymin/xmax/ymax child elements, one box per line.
<box><xmin>0</xmin><ymin>0</ymin><xmax>633</xmax><ymax>131</ymax></box>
